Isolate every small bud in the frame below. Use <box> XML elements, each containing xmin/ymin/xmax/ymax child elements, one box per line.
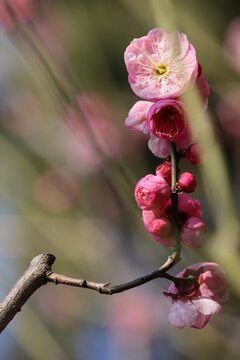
<box><xmin>149</xmin><ymin>217</ymin><xmax>171</xmax><ymax>238</ymax></box>
<box><xmin>156</xmin><ymin>161</ymin><xmax>172</xmax><ymax>184</ymax></box>
<box><xmin>178</xmin><ymin>172</ymin><xmax>197</xmax><ymax>193</ymax></box>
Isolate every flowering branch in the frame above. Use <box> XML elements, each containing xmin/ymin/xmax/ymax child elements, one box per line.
<box><xmin>0</xmin><ymin>252</ymin><xmax>180</xmax><ymax>333</ymax></box>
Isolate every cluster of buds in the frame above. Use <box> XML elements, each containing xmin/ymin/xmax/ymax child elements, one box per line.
<box><xmin>124</xmin><ymin>28</ymin><xmax>228</xmax><ymax>329</ymax></box>
<box><xmin>135</xmin><ymin>161</ymin><xmax>206</xmax><ymax>249</ymax></box>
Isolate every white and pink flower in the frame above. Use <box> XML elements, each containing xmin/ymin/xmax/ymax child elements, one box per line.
<box><xmin>124</xmin><ymin>28</ymin><xmax>198</xmax><ymax>101</ymax></box>
<box><xmin>164</xmin><ymin>262</ymin><xmax>228</xmax><ymax>329</ymax></box>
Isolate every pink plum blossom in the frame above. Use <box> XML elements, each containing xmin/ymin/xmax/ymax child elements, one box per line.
<box><xmin>142</xmin><ymin>209</ymin><xmax>173</xmax><ymax>246</ymax></box>
<box><xmin>149</xmin><ymin>217</ymin><xmax>171</xmax><ymax>238</ymax></box>
<box><xmin>135</xmin><ymin>174</ymin><xmax>170</xmax><ymax>210</ymax></box>
<box><xmin>164</xmin><ymin>262</ymin><xmax>228</xmax><ymax>329</ymax></box>
<box><xmin>142</xmin><ymin>208</ymin><xmax>164</xmax><ymax>231</ymax></box>
<box><xmin>0</xmin><ymin>0</ymin><xmax>35</xmax><ymax>30</ymax></box>
<box><xmin>156</xmin><ymin>161</ymin><xmax>172</xmax><ymax>184</ymax></box>
<box><xmin>147</xmin><ymin>99</ymin><xmax>189</xmax><ymax>143</ymax></box>
<box><xmin>125</xmin><ymin>100</ymin><xmax>193</xmax><ymax>158</ymax></box>
<box><xmin>141</xmin><ymin>193</ymin><xmax>205</xmax><ymax>248</ymax></box>
<box><xmin>124</xmin><ymin>28</ymin><xmax>198</xmax><ymax>100</ymax></box>
<box><xmin>163</xmin><ymin>193</ymin><xmax>202</xmax><ymax>224</ymax></box>
<box><xmin>178</xmin><ymin>172</ymin><xmax>197</xmax><ymax>193</ymax></box>
<box><xmin>181</xmin><ymin>217</ymin><xmax>206</xmax><ymax>249</ymax></box>
<box><xmin>149</xmin><ymin>218</ymin><xmax>173</xmax><ymax>247</ymax></box>
<box><xmin>125</xmin><ymin>101</ymin><xmax>153</xmax><ymax>133</ymax></box>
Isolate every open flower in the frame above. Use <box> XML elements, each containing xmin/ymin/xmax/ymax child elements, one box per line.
<box><xmin>125</xmin><ymin>100</ymin><xmax>192</xmax><ymax>158</ymax></box>
<box><xmin>164</xmin><ymin>262</ymin><xmax>229</xmax><ymax>329</ymax></box>
<box><xmin>147</xmin><ymin>99</ymin><xmax>189</xmax><ymax>142</ymax></box>
<box><xmin>124</xmin><ymin>28</ymin><xmax>198</xmax><ymax>101</ymax></box>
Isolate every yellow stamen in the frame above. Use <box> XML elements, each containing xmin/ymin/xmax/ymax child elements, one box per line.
<box><xmin>148</xmin><ymin>61</ymin><xmax>168</xmax><ymax>76</ymax></box>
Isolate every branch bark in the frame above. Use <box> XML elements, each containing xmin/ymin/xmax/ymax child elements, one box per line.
<box><xmin>0</xmin><ymin>251</ymin><xmax>179</xmax><ymax>333</ymax></box>
<box><xmin>0</xmin><ymin>254</ymin><xmax>55</xmax><ymax>333</ymax></box>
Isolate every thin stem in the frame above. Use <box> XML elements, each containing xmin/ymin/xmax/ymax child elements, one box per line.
<box><xmin>170</xmin><ymin>142</ymin><xmax>182</xmax><ymax>257</ymax></box>
<box><xmin>47</xmin><ymin>251</ymin><xmax>179</xmax><ymax>295</ymax></box>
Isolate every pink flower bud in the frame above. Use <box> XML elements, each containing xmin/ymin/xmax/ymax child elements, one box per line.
<box><xmin>181</xmin><ymin>217</ymin><xmax>206</xmax><ymax>249</ymax></box>
<box><xmin>163</xmin><ymin>193</ymin><xmax>202</xmax><ymax>224</ymax></box>
<box><xmin>165</xmin><ymin>262</ymin><xmax>228</xmax><ymax>329</ymax></box>
<box><xmin>185</xmin><ymin>144</ymin><xmax>202</xmax><ymax>165</ymax></box>
<box><xmin>156</xmin><ymin>161</ymin><xmax>172</xmax><ymax>184</ymax></box>
<box><xmin>135</xmin><ymin>174</ymin><xmax>170</xmax><ymax>210</ymax></box>
<box><xmin>178</xmin><ymin>172</ymin><xmax>197</xmax><ymax>192</ymax></box>
<box><xmin>142</xmin><ymin>208</ymin><xmax>163</xmax><ymax>231</ymax></box>
<box><xmin>147</xmin><ymin>99</ymin><xmax>189</xmax><ymax>143</ymax></box>
<box><xmin>149</xmin><ymin>218</ymin><xmax>171</xmax><ymax>238</ymax></box>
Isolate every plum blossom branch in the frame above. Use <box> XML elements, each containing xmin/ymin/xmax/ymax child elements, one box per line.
<box><xmin>0</xmin><ymin>251</ymin><xmax>180</xmax><ymax>333</ymax></box>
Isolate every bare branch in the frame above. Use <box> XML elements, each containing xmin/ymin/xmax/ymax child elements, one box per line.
<box><xmin>0</xmin><ymin>251</ymin><xmax>180</xmax><ymax>333</ymax></box>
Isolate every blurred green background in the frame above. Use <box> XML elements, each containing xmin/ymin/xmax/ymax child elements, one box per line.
<box><xmin>0</xmin><ymin>0</ymin><xmax>239</xmax><ymax>359</ymax></box>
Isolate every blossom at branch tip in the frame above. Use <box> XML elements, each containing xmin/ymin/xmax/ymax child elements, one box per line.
<box><xmin>147</xmin><ymin>99</ymin><xmax>189</xmax><ymax>143</ymax></box>
<box><xmin>135</xmin><ymin>174</ymin><xmax>171</xmax><ymax>210</ymax></box>
<box><xmin>164</xmin><ymin>262</ymin><xmax>228</xmax><ymax>329</ymax></box>
<box><xmin>124</xmin><ymin>28</ymin><xmax>198</xmax><ymax>100</ymax></box>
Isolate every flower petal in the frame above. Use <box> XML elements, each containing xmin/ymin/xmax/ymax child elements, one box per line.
<box><xmin>192</xmin><ymin>297</ymin><xmax>222</xmax><ymax>315</ymax></box>
<box><xmin>168</xmin><ymin>300</ymin><xmax>198</xmax><ymax>329</ymax></box>
<box><xmin>148</xmin><ymin>134</ymin><xmax>170</xmax><ymax>158</ymax></box>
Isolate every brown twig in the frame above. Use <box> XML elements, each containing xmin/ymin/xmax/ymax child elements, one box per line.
<box><xmin>0</xmin><ymin>251</ymin><xmax>179</xmax><ymax>333</ymax></box>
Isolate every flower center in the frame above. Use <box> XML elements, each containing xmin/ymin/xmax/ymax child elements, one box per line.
<box><xmin>148</xmin><ymin>61</ymin><xmax>168</xmax><ymax>76</ymax></box>
<box><xmin>154</xmin><ymin>64</ymin><xmax>168</xmax><ymax>76</ymax></box>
